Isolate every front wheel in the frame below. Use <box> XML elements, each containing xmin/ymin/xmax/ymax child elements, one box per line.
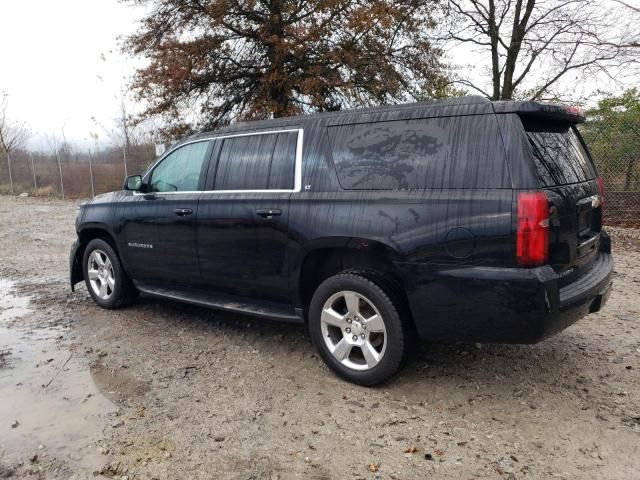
<box><xmin>308</xmin><ymin>273</ymin><xmax>410</xmax><ymax>386</ymax></box>
<box><xmin>82</xmin><ymin>238</ymin><xmax>138</xmax><ymax>309</ymax></box>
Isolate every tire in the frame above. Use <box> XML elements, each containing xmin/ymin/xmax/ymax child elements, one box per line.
<box><xmin>308</xmin><ymin>272</ymin><xmax>411</xmax><ymax>386</ymax></box>
<box><xmin>82</xmin><ymin>238</ymin><xmax>138</xmax><ymax>309</ymax></box>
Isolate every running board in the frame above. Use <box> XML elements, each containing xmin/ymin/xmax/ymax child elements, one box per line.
<box><xmin>134</xmin><ymin>281</ymin><xmax>303</xmax><ymax>323</ymax></box>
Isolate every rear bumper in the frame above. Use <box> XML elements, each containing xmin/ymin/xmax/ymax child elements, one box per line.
<box><xmin>396</xmin><ymin>251</ymin><xmax>613</xmax><ymax>344</ymax></box>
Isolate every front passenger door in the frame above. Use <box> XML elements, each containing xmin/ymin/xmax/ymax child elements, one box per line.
<box><xmin>118</xmin><ymin>140</ymin><xmax>212</xmax><ymax>286</ymax></box>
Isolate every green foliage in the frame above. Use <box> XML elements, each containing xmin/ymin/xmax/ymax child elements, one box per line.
<box><xmin>581</xmin><ymin>89</ymin><xmax>640</xmax><ymax>191</ymax></box>
<box><xmin>587</xmin><ymin>89</ymin><xmax>640</xmax><ymax>116</ymax></box>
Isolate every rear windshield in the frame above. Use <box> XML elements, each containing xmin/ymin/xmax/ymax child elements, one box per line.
<box><xmin>522</xmin><ymin>118</ymin><xmax>596</xmax><ymax>186</ymax></box>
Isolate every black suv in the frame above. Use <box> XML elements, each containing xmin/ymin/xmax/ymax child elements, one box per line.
<box><xmin>70</xmin><ymin>96</ymin><xmax>613</xmax><ymax>385</ymax></box>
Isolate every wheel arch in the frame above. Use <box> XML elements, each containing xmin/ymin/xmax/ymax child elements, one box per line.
<box><xmin>295</xmin><ymin>238</ymin><xmax>413</xmax><ymax>328</ymax></box>
<box><xmin>70</xmin><ymin>225</ymin><xmax>122</xmax><ymax>290</ymax></box>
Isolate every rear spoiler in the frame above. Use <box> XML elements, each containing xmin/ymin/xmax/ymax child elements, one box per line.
<box><xmin>492</xmin><ymin>101</ymin><xmax>586</xmax><ymax>124</ymax></box>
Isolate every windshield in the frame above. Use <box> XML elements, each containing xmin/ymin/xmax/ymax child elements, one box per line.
<box><xmin>521</xmin><ymin>118</ymin><xmax>596</xmax><ymax>187</ymax></box>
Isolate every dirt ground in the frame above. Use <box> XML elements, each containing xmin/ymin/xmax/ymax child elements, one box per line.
<box><xmin>0</xmin><ymin>195</ymin><xmax>638</xmax><ymax>480</ymax></box>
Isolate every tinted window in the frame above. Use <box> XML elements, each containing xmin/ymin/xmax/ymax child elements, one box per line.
<box><xmin>269</xmin><ymin>132</ymin><xmax>298</xmax><ymax>189</ymax></box>
<box><xmin>328</xmin><ymin>116</ymin><xmax>510</xmax><ymax>190</ymax></box>
<box><xmin>149</xmin><ymin>141</ymin><xmax>209</xmax><ymax>192</ymax></box>
<box><xmin>215</xmin><ymin>132</ymin><xmax>297</xmax><ymax>190</ymax></box>
<box><xmin>522</xmin><ymin>119</ymin><xmax>596</xmax><ymax>186</ymax></box>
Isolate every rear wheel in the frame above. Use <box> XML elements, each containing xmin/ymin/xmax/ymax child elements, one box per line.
<box><xmin>308</xmin><ymin>273</ymin><xmax>410</xmax><ymax>386</ymax></box>
<box><xmin>83</xmin><ymin>238</ymin><xmax>138</xmax><ymax>309</ymax></box>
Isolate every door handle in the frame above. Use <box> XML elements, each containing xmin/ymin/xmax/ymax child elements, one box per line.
<box><xmin>173</xmin><ymin>208</ymin><xmax>193</xmax><ymax>216</ymax></box>
<box><xmin>255</xmin><ymin>208</ymin><xmax>282</xmax><ymax>218</ymax></box>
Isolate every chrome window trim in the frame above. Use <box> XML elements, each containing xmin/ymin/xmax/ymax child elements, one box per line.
<box><xmin>134</xmin><ymin>128</ymin><xmax>303</xmax><ymax>196</ymax></box>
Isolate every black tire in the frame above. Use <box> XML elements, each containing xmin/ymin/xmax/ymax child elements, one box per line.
<box><xmin>308</xmin><ymin>272</ymin><xmax>411</xmax><ymax>386</ymax></box>
<box><xmin>82</xmin><ymin>238</ymin><xmax>138</xmax><ymax>309</ymax></box>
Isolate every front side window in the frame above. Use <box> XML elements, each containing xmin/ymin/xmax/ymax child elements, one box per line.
<box><xmin>149</xmin><ymin>141</ymin><xmax>210</xmax><ymax>192</ymax></box>
<box><xmin>214</xmin><ymin>131</ymin><xmax>298</xmax><ymax>190</ymax></box>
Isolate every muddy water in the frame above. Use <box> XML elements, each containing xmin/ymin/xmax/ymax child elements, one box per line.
<box><xmin>0</xmin><ymin>279</ymin><xmax>114</xmax><ymax>474</ymax></box>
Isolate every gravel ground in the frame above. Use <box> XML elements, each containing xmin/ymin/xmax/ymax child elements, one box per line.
<box><xmin>0</xmin><ymin>195</ymin><xmax>638</xmax><ymax>480</ymax></box>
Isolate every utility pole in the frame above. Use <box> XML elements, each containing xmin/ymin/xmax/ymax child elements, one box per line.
<box><xmin>6</xmin><ymin>152</ymin><xmax>13</xmax><ymax>194</ymax></box>
<box><xmin>55</xmin><ymin>148</ymin><xmax>64</xmax><ymax>199</ymax></box>
<box><xmin>123</xmin><ymin>144</ymin><xmax>128</xmax><ymax>178</ymax></box>
<box><xmin>0</xmin><ymin>93</ymin><xmax>12</xmax><ymax>194</ymax></box>
<box><xmin>30</xmin><ymin>151</ymin><xmax>37</xmax><ymax>193</ymax></box>
<box><xmin>88</xmin><ymin>148</ymin><xmax>95</xmax><ymax>198</ymax></box>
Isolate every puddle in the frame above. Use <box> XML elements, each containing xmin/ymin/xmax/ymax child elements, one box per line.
<box><xmin>0</xmin><ymin>279</ymin><xmax>30</xmax><ymax>323</ymax></box>
<box><xmin>0</xmin><ymin>279</ymin><xmax>116</xmax><ymax>474</ymax></box>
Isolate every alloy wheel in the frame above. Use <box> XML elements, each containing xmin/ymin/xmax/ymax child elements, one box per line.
<box><xmin>87</xmin><ymin>249</ymin><xmax>115</xmax><ymax>300</ymax></box>
<box><xmin>320</xmin><ymin>290</ymin><xmax>387</xmax><ymax>371</ymax></box>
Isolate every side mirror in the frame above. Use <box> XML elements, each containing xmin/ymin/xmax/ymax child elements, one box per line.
<box><xmin>124</xmin><ymin>174</ymin><xmax>143</xmax><ymax>191</ymax></box>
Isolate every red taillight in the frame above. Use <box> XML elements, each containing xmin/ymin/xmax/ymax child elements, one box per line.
<box><xmin>516</xmin><ymin>192</ymin><xmax>549</xmax><ymax>266</ymax></box>
<box><xmin>565</xmin><ymin>105</ymin><xmax>585</xmax><ymax>117</ymax></box>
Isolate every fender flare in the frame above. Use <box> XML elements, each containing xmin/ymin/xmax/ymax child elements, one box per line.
<box><xmin>291</xmin><ymin>236</ymin><xmax>404</xmax><ymax>306</ymax></box>
<box><xmin>69</xmin><ymin>224</ymin><xmax>121</xmax><ymax>291</ymax></box>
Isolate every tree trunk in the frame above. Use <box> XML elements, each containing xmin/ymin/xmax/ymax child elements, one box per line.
<box><xmin>500</xmin><ymin>0</ymin><xmax>536</xmax><ymax>100</ymax></box>
<box><xmin>267</xmin><ymin>0</ymin><xmax>290</xmax><ymax>117</ymax></box>
<box><xmin>488</xmin><ymin>0</ymin><xmax>501</xmax><ymax>100</ymax></box>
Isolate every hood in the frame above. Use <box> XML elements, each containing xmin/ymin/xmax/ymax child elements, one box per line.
<box><xmin>81</xmin><ymin>190</ymin><xmax>129</xmax><ymax>206</ymax></box>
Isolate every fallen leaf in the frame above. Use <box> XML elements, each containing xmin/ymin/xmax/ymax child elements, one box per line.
<box><xmin>368</xmin><ymin>463</ymin><xmax>379</xmax><ymax>472</ymax></box>
<box><xmin>404</xmin><ymin>446</ymin><xmax>420</xmax><ymax>453</ymax></box>
<box><xmin>434</xmin><ymin>448</ymin><xmax>445</xmax><ymax>456</ymax></box>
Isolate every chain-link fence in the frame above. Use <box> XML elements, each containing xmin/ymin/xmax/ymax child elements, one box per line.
<box><xmin>0</xmin><ymin>144</ymin><xmax>156</xmax><ymax>199</ymax></box>
<box><xmin>0</xmin><ymin>117</ymin><xmax>638</xmax><ymax>226</ymax></box>
<box><xmin>581</xmin><ymin>111</ymin><xmax>640</xmax><ymax>226</ymax></box>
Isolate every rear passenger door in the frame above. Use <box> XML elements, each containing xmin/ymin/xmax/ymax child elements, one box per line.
<box><xmin>197</xmin><ymin>129</ymin><xmax>302</xmax><ymax>303</ymax></box>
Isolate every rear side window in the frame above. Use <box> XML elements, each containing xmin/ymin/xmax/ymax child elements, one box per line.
<box><xmin>328</xmin><ymin>115</ymin><xmax>510</xmax><ymax>190</ymax></box>
<box><xmin>214</xmin><ymin>131</ymin><xmax>298</xmax><ymax>190</ymax></box>
<box><xmin>521</xmin><ymin>119</ymin><xmax>596</xmax><ymax>186</ymax></box>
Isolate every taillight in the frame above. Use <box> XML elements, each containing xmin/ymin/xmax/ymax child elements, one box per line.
<box><xmin>516</xmin><ymin>192</ymin><xmax>549</xmax><ymax>266</ymax></box>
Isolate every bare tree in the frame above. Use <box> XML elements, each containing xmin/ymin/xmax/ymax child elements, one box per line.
<box><xmin>0</xmin><ymin>92</ymin><xmax>29</xmax><ymax>192</ymax></box>
<box><xmin>45</xmin><ymin>130</ymin><xmax>66</xmax><ymax>199</ymax></box>
<box><xmin>613</xmin><ymin>0</ymin><xmax>640</xmax><ymax>15</ymax></box>
<box><xmin>441</xmin><ymin>0</ymin><xmax>639</xmax><ymax>101</ymax></box>
<box><xmin>0</xmin><ymin>92</ymin><xmax>28</xmax><ymax>155</ymax></box>
<box><xmin>115</xmin><ymin>88</ymin><xmax>142</xmax><ymax>151</ymax></box>
<box><xmin>91</xmin><ymin>89</ymin><xmax>154</xmax><ymax>149</ymax></box>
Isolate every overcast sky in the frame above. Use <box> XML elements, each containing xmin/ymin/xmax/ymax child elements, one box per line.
<box><xmin>0</xmin><ymin>0</ymin><xmax>143</xmax><ymax>150</ymax></box>
<box><xmin>1</xmin><ymin>1</ymin><xmax>637</xmax><ymax>151</ymax></box>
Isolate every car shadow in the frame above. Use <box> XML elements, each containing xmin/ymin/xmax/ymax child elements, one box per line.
<box><xmin>131</xmin><ymin>294</ymin><xmax>592</xmax><ymax>397</ymax></box>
